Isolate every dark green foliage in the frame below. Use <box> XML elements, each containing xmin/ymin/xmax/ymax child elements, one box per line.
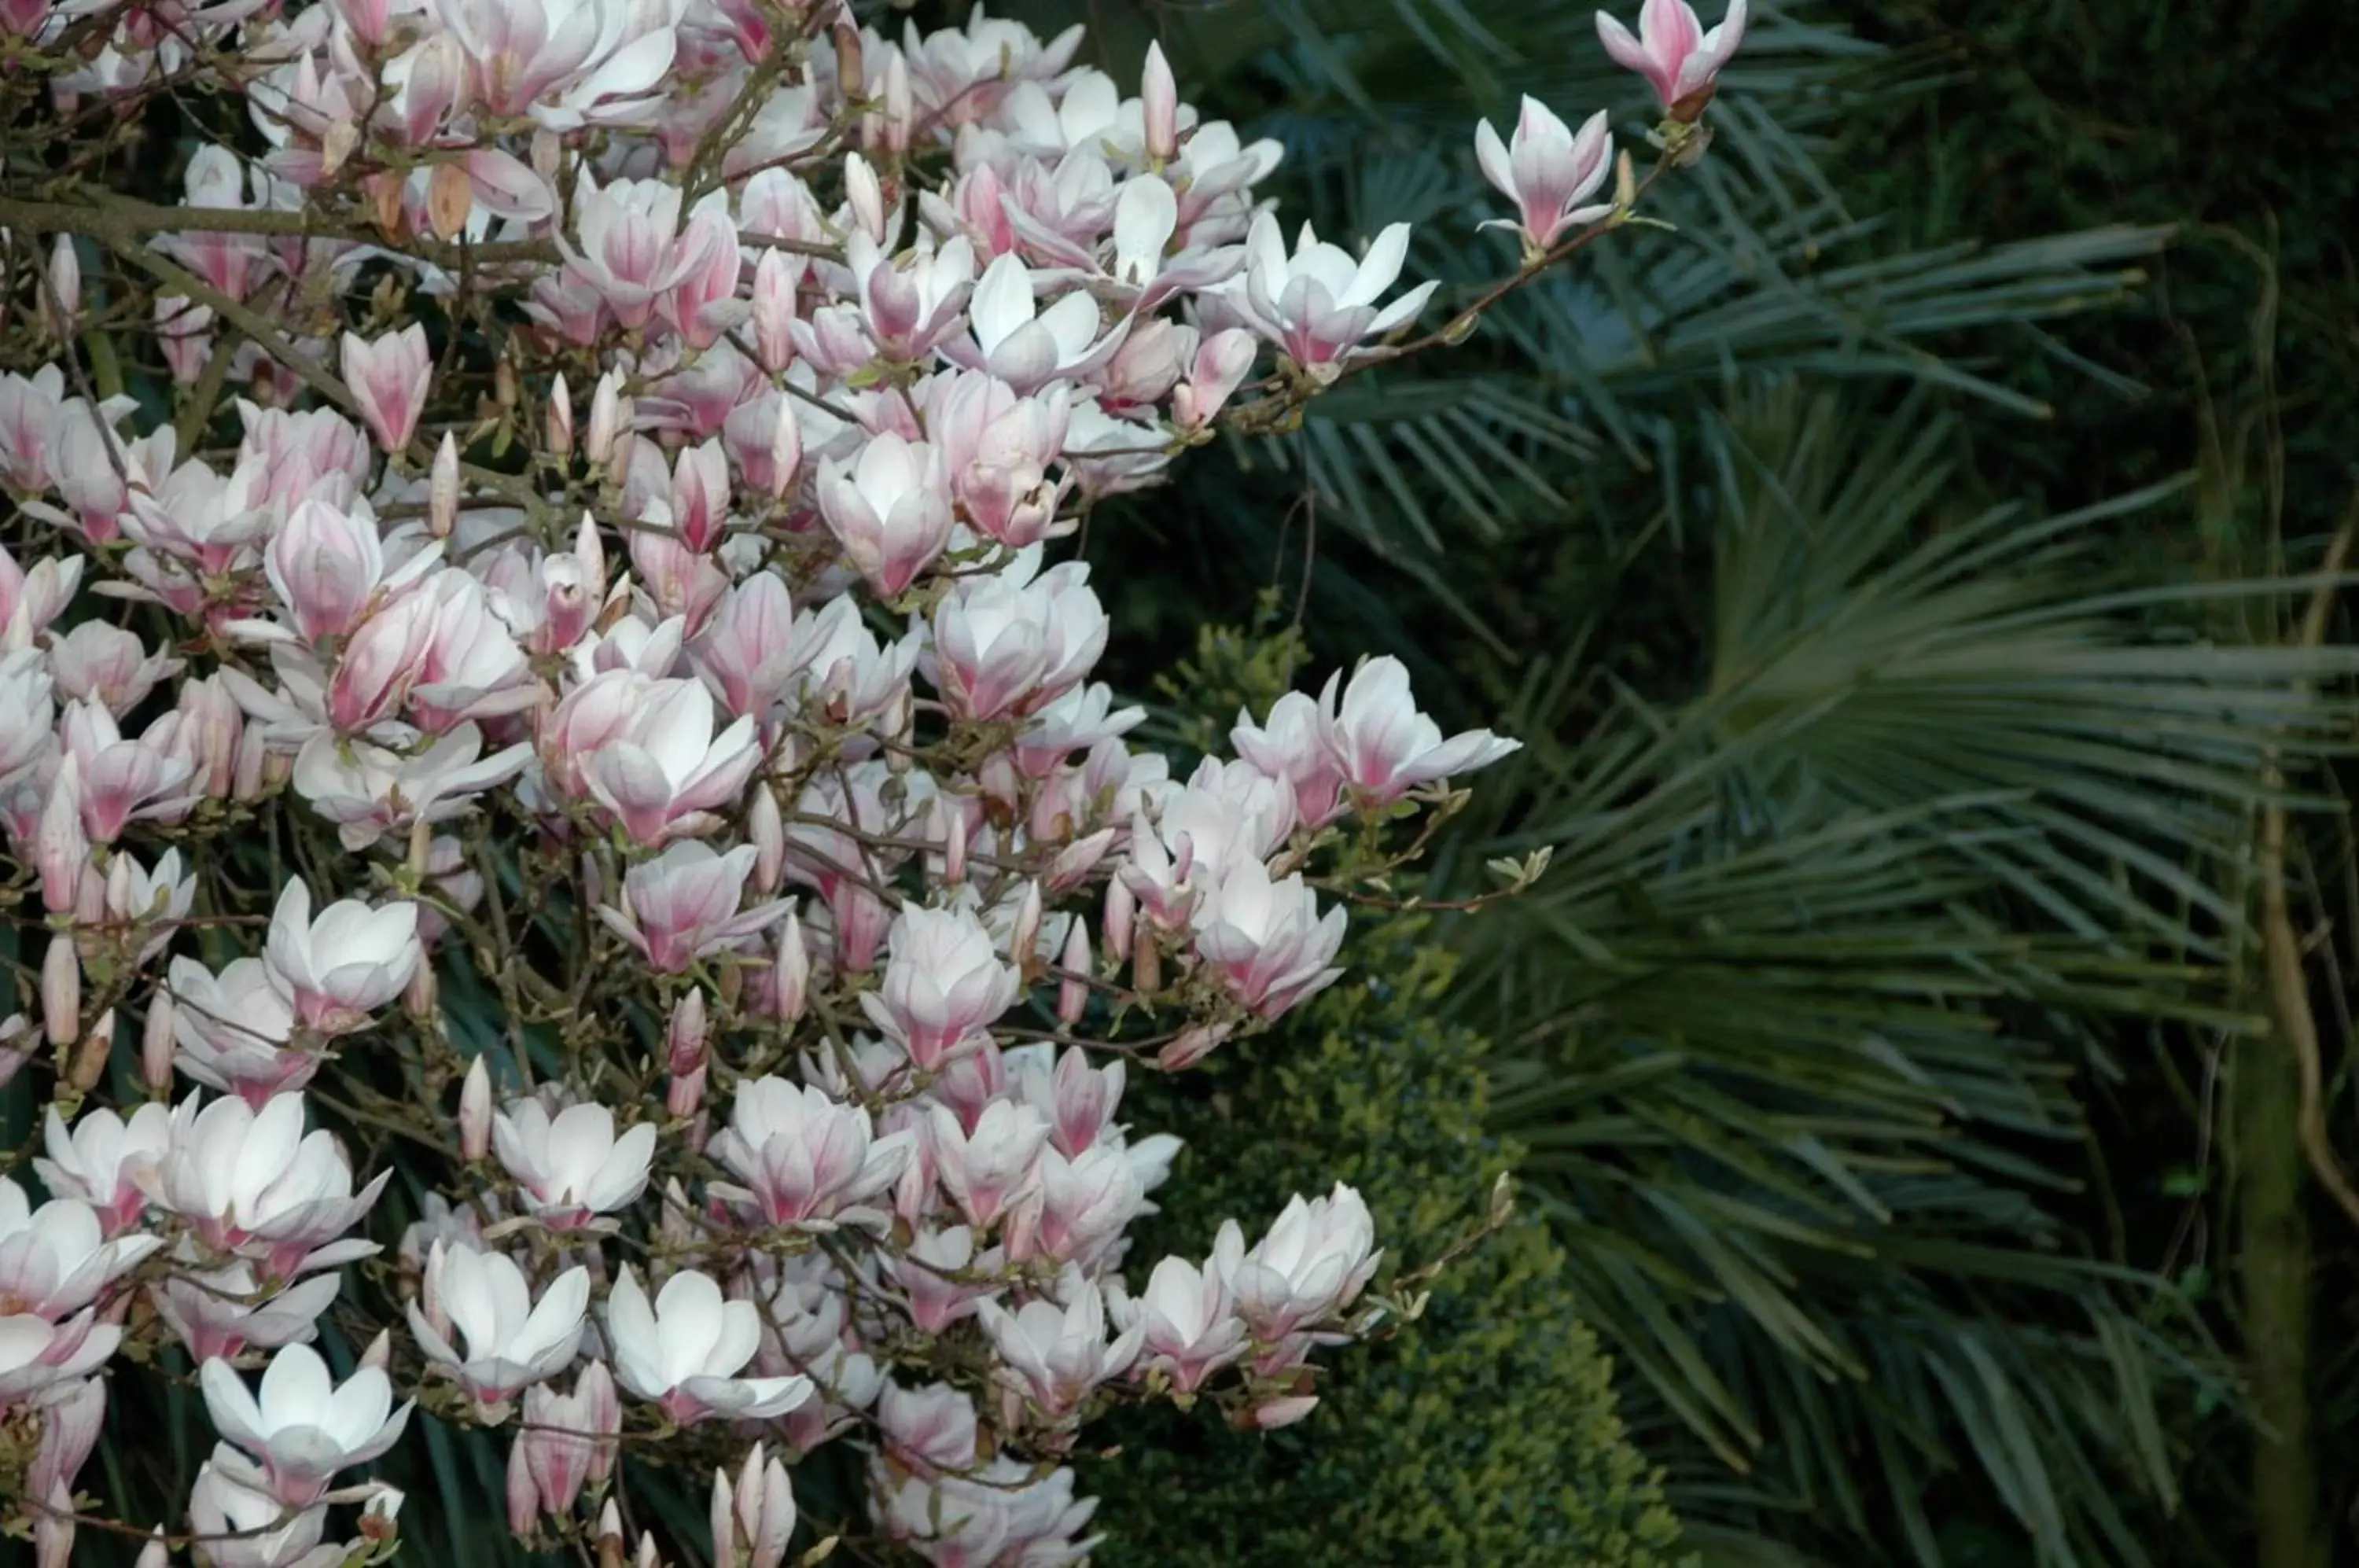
<box><xmin>1089</xmin><ymin>928</ymin><xmax>1691</xmax><ymax>1568</ymax></box>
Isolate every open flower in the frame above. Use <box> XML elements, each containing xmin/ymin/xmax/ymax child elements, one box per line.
<box><xmin>972</xmin><ymin>1268</ymin><xmax>1143</xmax><ymax>1420</ymax></box>
<box><xmin>1595</xmin><ymin>0</ymin><xmax>1748</xmax><ymax>112</ymax></box>
<box><xmin>709</xmin><ymin>1078</ymin><xmax>914</xmax><ymax>1230</ymax></box>
<box><xmin>0</xmin><ymin>1177</ymin><xmax>160</xmax><ymax>1320</ymax></box>
<box><xmin>142</xmin><ymin>1093</ymin><xmax>389</xmax><ymax>1277</ymax></box>
<box><xmin>407</xmin><ymin>1242</ymin><xmax>591</xmax><ymax>1412</ymax></box>
<box><xmin>262</xmin><ymin>879</ymin><xmax>422</xmax><ymax>1036</ymax></box>
<box><xmin>605</xmin><ymin>1266</ymin><xmax>815</xmax><ymax>1425</ymax></box>
<box><xmin>200</xmin><ymin>1342</ymin><xmax>412</xmax><ymax>1507</ymax></box>
<box><xmin>491</xmin><ymin>1099</ymin><xmax>657</xmax><ymax>1230</ymax></box>
<box><xmin>1474</xmin><ymin>99</ymin><xmax>1615</xmax><ymax>255</ymax></box>
<box><xmin>1327</xmin><ymin>655</ymin><xmax>1521</xmax><ymax>804</ymax></box>
<box><xmin>861</xmin><ymin>906</ymin><xmax>1022</xmax><ymax>1071</ymax></box>
<box><xmin>1233</xmin><ymin>213</ymin><xmax>1437</xmax><ymax>381</ymax></box>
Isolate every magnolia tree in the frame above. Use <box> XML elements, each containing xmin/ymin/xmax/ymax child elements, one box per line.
<box><xmin>0</xmin><ymin>0</ymin><xmax>1741</xmax><ymax>1562</ymax></box>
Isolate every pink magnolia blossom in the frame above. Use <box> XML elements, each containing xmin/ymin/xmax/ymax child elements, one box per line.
<box><xmin>1595</xmin><ymin>0</ymin><xmax>1748</xmax><ymax>111</ymax></box>
<box><xmin>490</xmin><ymin>1099</ymin><xmax>657</xmax><ymax>1230</ymax></box>
<box><xmin>198</xmin><ymin>1341</ymin><xmax>412</xmax><ymax>1507</ymax></box>
<box><xmin>407</xmin><ymin>1241</ymin><xmax>591</xmax><ymax>1410</ymax></box>
<box><xmin>341</xmin><ymin>326</ymin><xmax>430</xmax><ymax>455</ymax></box>
<box><xmin>34</xmin><ymin>1102</ymin><xmax>170</xmax><ymax>1237</ymax></box>
<box><xmin>262</xmin><ymin>879</ymin><xmax>422</xmax><ymax>1035</ymax></box>
<box><xmin>1122</xmin><ymin>1255</ymin><xmax>1248</xmax><ymax>1393</ymax></box>
<box><xmin>815</xmin><ymin>432</ymin><xmax>955</xmax><ymax>598</ymax></box>
<box><xmin>167</xmin><ymin>955</ymin><xmax>310</xmax><ymax>1106</ymax></box>
<box><xmin>596</xmin><ymin>841</ymin><xmax>794</xmax><ymax>974</ymax></box>
<box><xmin>861</xmin><ymin>906</ymin><xmax>1022</xmax><ymax>1070</ymax></box>
<box><xmin>604</xmin><ymin>1266</ymin><xmax>813</xmax><ymax>1426</ymax></box>
<box><xmin>572</xmin><ymin>675</ymin><xmax>762</xmax><ymax>845</ymax></box>
<box><xmin>1189</xmin><ymin>856</ymin><xmax>1346</xmax><ymax>1020</ymax></box>
<box><xmin>709</xmin><ymin>1077</ymin><xmax>915</xmax><ymax>1230</ymax></box>
<box><xmin>1475</xmin><ymin>99</ymin><xmax>1616</xmax><ymax>255</ymax></box>
<box><xmin>1327</xmin><ymin>654</ymin><xmax>1522</xmax><ymax>804</ymax></box>
<box><xmin>1233</xmin><ymin>213</ymin><xmax>1437</xmax><ymax>381</ymax></box>
<box><xmin>972</xmin><ymin>1268</ymin><xmax>1143</xmax><ymax>1420</ymax></box>
<box><xmin>508</xmin><ymin>1361</ymin><xmax>619</xmax><ymax>1530</ymax></box>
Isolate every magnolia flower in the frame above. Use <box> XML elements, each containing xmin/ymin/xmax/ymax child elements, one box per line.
<box><xmin>929</xmin><ymin>550</ymin><xmax>1107</xmax><ymax>723</ymax></box>
<box><xmin>262</xmin><ymin>879</ymin><xmax>423</xmax><ymax>1035</ymax></box>
<box><xmin>1231</xmin><ymin>680</ymin><xmax>1350</xmax><ymax>828</ymax></box>
<box><xmin>1328</xmin><ymin>655</ymin><xmax>1521</xmax><ymax>804</ymax></box>
<box><xmin>815</xmin><ymin>432</ymin><xmax>955</xmax><ymax>598</ymax></box>
<box><xmin>167</xmin><ymin>955</ymin><xmax>310</xmax><ymax>1106</ymax></box>
<box><xmin>290</xmin><ymin>724</ymin><xmax>530</xmax><ymax>852</ymax></box>
<box><xmin>153</xmin><ymin>1257</ymin><xmax>343</xmax><ymax>1364</ymax></box>
<box><xmin>0</xmin><ymin>1177</ymin><xmax>160</xmax><ymax>1320</ymax></box>
<box><xmin>48</xmin><ymin>619</ymin><xmax>181</xmax><ymax>715</ymax></box>
<box><xmin>928</xmin><ymin>1101</ymin><xmax>1049</xmax><ymax>1230</ymax></box>
<box><xmin>0</xmin><ymin>540</ymin><xmax>80</xmax><ymax>651</ymax></box>
<box><xmin>1233</xmin><ymin>213</ymin><xmax>1438</xmax><ymax>381</ymax></box>
<box><xmin>1190</xmin><ymin>856</ymin><xmax>1347</xmax><ymax>1019</ymax></box>
<box><xmin>1215</xmin><ymin>1183</ymin><xmax>1382</xmax><ymax>1341</ymax></box>
<box><xmin>861</xmin><ymin>906</ymin><xmax>1022</xmax><ymax>1070</ymax></box>
<box><xmin>972</xmin><ymin>1268</ymin><xmax>1143</xmax><ymax>1419</ymax></box>
<box><xmin>878</xmin><ymin>1381</ymin><xmax>980</xmax><ymax>1476</ymax></box>
<box><xmin>142</xmin><ymin>1093</ymin><xmax>390</xmax><ymax>1276</ymax></box>
<box><xmin>35</xmin><ymin>1102</ymin><xmax>171</xmax><ymax>1236</ymax></box>
<box><xmin>605</xmin><ymin>1267</ymin><xmax>815</xmax><ymax>1425</ymax></box>
<box><xmin>1008</xmin><ymin>1143</ymin><xmax>1143</xmax><ymax>1267</ymax></box>
<box><xmin>491</xmin><ymin>1099</ymin><xmax>657</xmax><ymax>1229</ymax></box>
<box><xmin>200</xmin><ymin>1342</ymin><xmax>413</xmax><ymax>1507</ymax></box>
<box><xmin>596</xmin><ymin>841</ymin><xmax>795</xmax><ymax>974</ymax></box>
<box><xmin>1596</xmin><ymin>0</ymin><xmax>1748</xmax><ymax>111</ymax></box>
<box><xmin>575</xmin><ymin>677</ymin><xmax>762</xmax><ymax>845</ymax></box>
<box><xmin>710</xmin><ymin>1443</ymin><xmax>797</xmax><ymax>1568</ymax></box>
<box><xmin>1474</xmin><ymin>100</ymin><xmax>1616</xmax><ymax>255</ymax></box>
<box><xmin>1124</xmin><ymin>1255</ymin><xmax>1249</xmax><ymax>1393</ymax></box>
<box><xmin>0</xmin><ymin>1309</ymin><xmax>119</xmax><ymax>1408</ymax></box>
<box><xmin>185</xmin><ymin>1453</ymin><xmax>332</xmax><ymax>1568</ymax></box>
<box><xmin>407</xmin><ymin>1241</ymin><xmax>591</xmax><ymax>1410</ymax></box>
<box><xmin>951</xmin><ymin>252</ymin><xmax>1124</xmax><ymax>392</ymax></box>
<box><xmin>889</xmin><ymin>1224</ymin><xmax>1004</xmax><ymax>1334</ymax></box>
<box><xmin>509</xmin><ymin>1361</ymin><xmax>619</xmax><ymax>1530</ymax></box>
<box><xmin>709</xmin><ymin>1077</ymin><xmax>915</xmax><ymax>1230</ymax></box>
<box><xmin>341</xmin><ymin>326</ymin><xmax>429</xmax><ymax>455</ymax></box>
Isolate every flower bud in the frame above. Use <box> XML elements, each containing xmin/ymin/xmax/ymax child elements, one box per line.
<box><xmin>1057</xmin><ymin>922</ymin><xmax>1091</xmax><ymax>1025</ymax></box>
<box><xmin>748</xmin><ymin>784</ymin><xmax>785</xmax><ymax>895</ymax></box>
<box><xmin>1011</xmin><ymin>881</ymin><xmax>1043</xmax><ymax>977</ymax></box>
<box><xmin>1249</xmin><ymin>1393</ymin><xmax>1319</xmax><ymax>1430</ymax></box>
<box><xmin>35</xmin><ymin>755</ymin><xmax>87</xmax><ymax>915</ymax></box>
<box><xmin>459</xmin><ymin>1055</ymin><xmax>492</xmax><ymax>1161</ymax></box>
<box><xmin>1141</xmin><ymin>42</ymin><xmax>1179</xmax><ymax>163</ymax></box>
<box><xmin>1102</xmin><ymin>878</ymin><xmax>1135</xmax><ymax>966</ymax></box>
<box><xmin>45</xmin><ymin>235</ymin><xmax>79</xmax><ymax>340</ymax></box>
<box><xmin>548</xmin><ymin>373</ymin><xmax>574</xmax><ymax>459</ymax></box>
<box><xmin>666</xmin><ymin>989</ymin><xmax>708</xmax><ymax>1077</ymax></box>
<box><xmin>430</xmin><ymin>432</ymin><xmax>460</xmax><ymax>537</ymax></box>
<box><xmin>141</xmin><ymin>992</ymin><xmax>175</xmax><ymax>1091</ymax></box>
<box><xmin>587</xmin><ymin>370</ymin><xmax>624</xmax><ymax>466</ymax></box>
<box><xmin>41</xmin><ymin>936</ymin><xmax>79</xmax><ymax>1046</ymax></box>
<box><xmin>843</xmin><ymin>153</ymin><xmax>885</xmax><ymax>246</ymax></box>
<box><xmin>359</xmin><ymin>1328</ymin><xmax>393</xmax><ymax>1372</ymax></box>
<box><xmin>767</xmin><ymin>396</ymin><xmax>801</xmax><ymax>501</ymax></box>
<box><xmin>427</xmin><ymin>160</ymin><xmax>473</xmax><ymax>240</ymax></box>
<box><xmin>771</xmin><ymin>908</ymin><xmax>808</xmax><ymax>1024</ymax></box>
<box><xmin>135</xmin><ymin>1529</ymin><xmax>168</xmax><ymax>1568</ymax></box>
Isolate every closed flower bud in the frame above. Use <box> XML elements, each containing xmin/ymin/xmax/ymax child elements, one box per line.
<box><xmin>430</xmin><ymin>432</ymin><xmax>461</xmax><ymax>538</ymax></box>
<box><xmin>459</xmin><ymin>1055</ymin><xmax>491</xmax><ymax>1161</ymax></box>
<box><xmin>140</xmin><ymin>992</ymin><xmax>175</xmax><ymax>1091</ymax></box>
<box><xmin>41</xmin><ymin>935</ymin><xmax>79</xmax><ymax>1046</ymax></box>
<box><xmin>548</xmin><ymin>372</ymin><xmax>574</xmax><ymax>458</ymax></box>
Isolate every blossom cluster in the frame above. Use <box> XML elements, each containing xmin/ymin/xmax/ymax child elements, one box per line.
<box><xmin>0</xmin><ymin>0</ymin><xmax>1739</xmax><ymax>1562</ymax></box>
